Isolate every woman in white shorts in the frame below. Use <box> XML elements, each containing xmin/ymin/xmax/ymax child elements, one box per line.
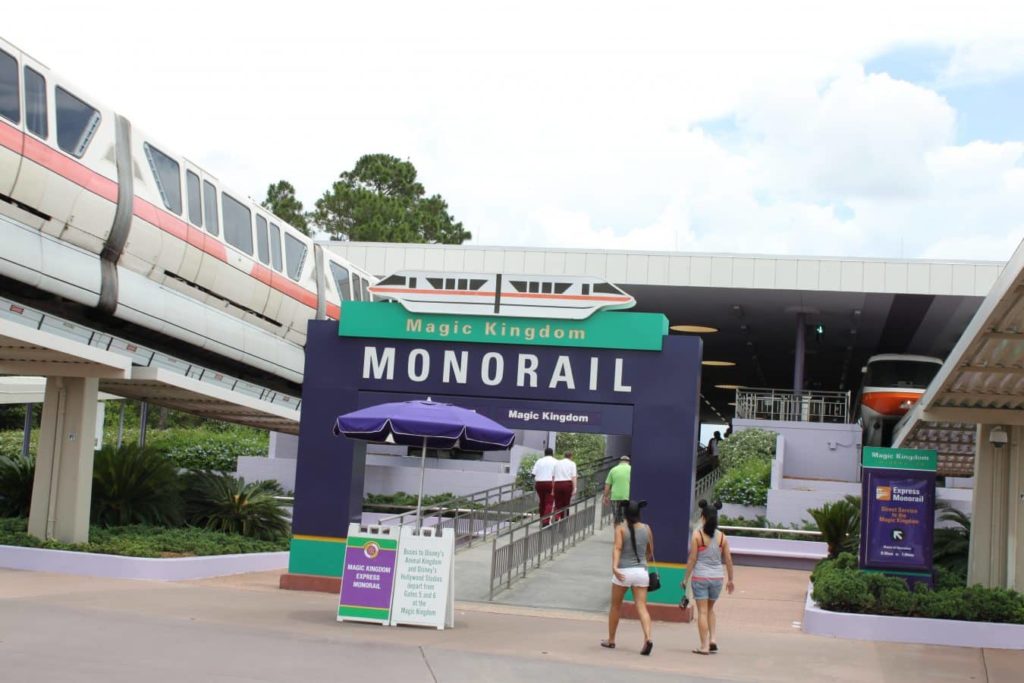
<box><xmin>602</xmin><ymin>500</ymin><xmax>654</xmax><ymax>655</ymax></box>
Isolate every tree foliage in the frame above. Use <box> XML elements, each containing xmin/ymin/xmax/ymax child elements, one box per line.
<box><xmin>312</xmin><ymin>154</ymin><xmax>470</xmax><ymax>244</ymax></box>
<box><xmin>91</xmin><ymin>444</ymin><xmax>183</xmax><ymax>527</ymax></box>
<box><xmin>262</xmin><ymin>180</ymin><xmax>310</xmax><ymax>236</ymax></box>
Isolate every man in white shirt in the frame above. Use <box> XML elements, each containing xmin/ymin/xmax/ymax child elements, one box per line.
<box><xmin>552</xmin><ymin>451</ymin><xmax>578</xmax><ymax>521</ymax></box>
<box><xmin>531</xmin><ymin>448</ymin><xmax>558</xmax><ymax>526</ymax></box>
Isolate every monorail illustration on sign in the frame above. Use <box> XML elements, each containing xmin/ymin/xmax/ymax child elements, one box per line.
<box><xmin>368</xmin><ymin>272</ymin><xmax>636</xmax><ymax>320</ymax></box>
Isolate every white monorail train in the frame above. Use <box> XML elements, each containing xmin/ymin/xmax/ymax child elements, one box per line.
<box><xmin>0</xmin><ymin>37</ymin><xmax>376</xmax><ymax>387</ymax></box>
<box><xmin>368</xmin><ymin>272</ymin><xmax>635</xmax><ymax>319</ymax></box>
<box><xmin>857</xmin><ymin>353</ymin><xmax>943</xmax><ymax>447</ymax></box>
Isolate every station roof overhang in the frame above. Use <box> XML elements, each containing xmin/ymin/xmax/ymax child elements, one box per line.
<box><xmin>0</xmin><ymin>319</ymin><xmax>299</xmax><ymax>433</ymax></box>
<box><xmin>328</xmin><ymin>242</ymin><xmax>1004</xmax><ymax>423</ymax></box>
<box><xmin>894</xmin><ymin>238</ymin><xmax>1024</xmax><ymax>475</ymax></box>
<box><xmin>0</xmin><ymin>318</ymin><xmax>132</xmax><ymax>379</ymax></box>
<box><xmin>0</xmin><ymin>376</ymin><xmax>121</xmax><ymax>404</ymax></box>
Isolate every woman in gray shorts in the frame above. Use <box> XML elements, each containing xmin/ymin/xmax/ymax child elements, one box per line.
<box><xmin>602</xmin><ymin>500</ymin><xmax>654</xmax><ymax>655</ymax></box>
<box><xmin>684</xmin><ymin>499</ymin><xmax>735</xmax><ymax>655</ymax></box>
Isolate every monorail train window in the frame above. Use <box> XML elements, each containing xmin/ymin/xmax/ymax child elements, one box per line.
<box><xmin>470</xmin><ymin>279</ymin><xmax>486</xmax><ymax>290</ymax></box>
<box><xmin>55</xmin><ymin>87</ymin><xmax>100</xmax><ymax>159</ymax></box>
<box><xmin>528</xmin><ymin>282</ymin><xmax>540</xmax><ymax>293</ymax></box>
<box><xmin>269</xmin><ymin>223</ymin><xmax>283</xmax><ymax>272</ymax></box>
<box><xmin>509</xmin><ymin>280</ymin><xmax>526</xmax><ymax>292</ymax></box>
<box><xmin>351</xmin><ymin>274</ymin><xmax>364</xmax><ymax>301</ymax></box>
<box><xmin>255</xmin><ymin>215</ymin><xmax>271</xmax><ymax>266</ymax></box>
<box><xmin>24</xmin><ymin>67</ymin><xmax>47</xmax><ymax>138</ymax></box>
<box><xmin>186</xmin><ymin>171</ymin><xmax>202</xmax><ymax>227</ymax></box>
<box><xmin>444</xmin><ymin>278</ymin><xmax>455</xmax><ymax>289</ymax></box>
<box><xmin>359</xmin><ymin>277</ymin><xmax>369</xmax><ymax>301</ymax></box>
<box><xmin>458</xmin><ymin>278</ymin><xmax>468</xmax><ymax>290</ymax></box>
<box><xmin>593</xmin><ymin>283</ymin><xmax>619</xmax><ymax>295</ymax></box>
<box><xmin>379</xmin><ymin>275</ymin><xmax>407</xmax><ymax>286</ymax></box>
<box><xmin>143</xmin><ymin>143</ymin><xmax>182</xmax><ymax>214</ymax></box>
<box><xmin>409</xmin><ymin>277</ymin><xmax>417</xmax><ymax>288</ymax></box>
<box><xmin>202</xmin><ymin>181</ymin><xmax>219</xmax><ymax>236</ymax></box>
<box><xmin>541</xmin><ymin>282</ymin><xmax>552</xmax><ymax>294</ymax></box>
<box><xmin>554</xmin><ymin>283</ymin><xmax>571</xmax><ymax>294</ymax></box>
<box><xmin>284</xmin><ymin>233</ymin><xmax>307</xmax><ymax>281</ymax></box>
<box><xmin>330</xmin><ymin>262</ymin><xmax>352</xmax><ymax>300</ymax></box>
<box><xmin>221</xmin><ymin>192</ymin><xmax>253</xmax><ymax>254</ymax></box>
<box><xmin>427</xmin><ymin>277</ymin><xmax>443</xmax><ymax>288</ymax></box>
<box><xmin>0</xmin><ymin>50</ymin><xmax>18</xmax><ymax>124</ymax></box>
<box><xmin>581</xmin><ymin>283</ymin><xmax>590</xmax><ymax>295</ymax></box>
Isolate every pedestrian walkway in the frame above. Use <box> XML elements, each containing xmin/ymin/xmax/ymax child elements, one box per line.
<box><xmin>2</xmin><ymin>567</ymin><xmax>1020</xmax><ymax>682</ymax></box>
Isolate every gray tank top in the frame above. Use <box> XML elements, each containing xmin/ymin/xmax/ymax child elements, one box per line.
<box><xmin>693</xmin><ymin>529</ymin><xmax>725</xmax><ymax>578</ymax></box>
<box><xmin>618</xmin><ymin>523</ymin><xmax>650</xmax><ymax>569</ymax></box>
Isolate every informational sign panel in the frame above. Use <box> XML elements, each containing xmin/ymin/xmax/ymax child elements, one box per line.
<box><xmin>337</xmin><ymin>524</ymin><xmax>399</xmax><ymax>625</ymax></box>
<box><xmin>390</xmin><ymin>526</ymin><xmax>455</xmax><ymax>630</ymax></box>
<box><xmin>859</xmin><ymin>447</ymin><xmax>937</xmax><ymax>575</ymax></box>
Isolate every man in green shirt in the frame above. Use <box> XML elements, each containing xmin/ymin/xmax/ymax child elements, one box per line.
<box><xmin>603</xmin><ymin>455</ymin><xmax>631</xmax><ymax>523</ymax></box>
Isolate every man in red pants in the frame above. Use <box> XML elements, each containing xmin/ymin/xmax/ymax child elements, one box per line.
<box><xmin>552</xmin><ymin>451</ymin><xmax>577</xmax><ymax>521</ymax></box>
<box><xmin>531</xmin><ymin>448</ymin><xmax>557</xmax><ymax>526</ymax></box>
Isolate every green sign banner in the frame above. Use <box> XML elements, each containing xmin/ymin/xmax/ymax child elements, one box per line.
<box><xmin>338</xmin><ymin>302</ymin><xmax>668</xmax><ymax>351</ymax></box>
<box><xmin>862</xmin><ymin>447</ymin><xmax>937</xmax><ymax>472</ymax></box>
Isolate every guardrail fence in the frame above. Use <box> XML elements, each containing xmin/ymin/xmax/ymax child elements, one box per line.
<box><xmin>734</xmin><ymin>387</ymin><xmax>851</xmax><ymax>423</ymax></box>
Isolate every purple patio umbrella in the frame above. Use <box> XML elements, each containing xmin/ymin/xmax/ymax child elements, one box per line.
<box><xmin>333</xmin><ymin>398</ymin><xmax>515</xmax><ymax>528</ymax></box>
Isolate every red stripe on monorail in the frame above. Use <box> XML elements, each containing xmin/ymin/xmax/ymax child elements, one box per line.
<box><xmin>368</xmin><ymin>286</ymin><xmax>631</xmax><ymax>303</ymax></box>
<box><xmin>1</xmin><ymin>120</ymin><xmax>316</xmax><ymax>309</ymax></box>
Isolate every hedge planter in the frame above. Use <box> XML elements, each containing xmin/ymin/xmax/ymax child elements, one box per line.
<box><xmin>803</xmin><ymin>585</ymin><xmax>1024</xmax><ymax>650</ymax></box>
<box><xmin>0</xmin><ymin>544</ymin><xmax>287</xmax><ymax>581</ymax></box>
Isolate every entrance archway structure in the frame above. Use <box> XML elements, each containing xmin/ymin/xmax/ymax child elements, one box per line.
<box><xmin>283</xmin><ymin>295</ymin><xmax>702</xmax><ymax>613</ymax></box>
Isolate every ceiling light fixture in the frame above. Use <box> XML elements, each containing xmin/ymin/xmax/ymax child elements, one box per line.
<box><xmin>671</xmin><ymin>324</ymin><xmax>718</xmax><ymax>334</ymax></box>
<box><xmin>714</xmin><ymin>384</ymin><xmax>744</xmax><ymax>390</ymax></box>
<box><xmin>702</xmin><ymin>360</ymin><xmax>736</xmax><ymax>367</ymax></box>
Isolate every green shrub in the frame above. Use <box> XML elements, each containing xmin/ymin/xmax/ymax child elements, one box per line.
<box><xmin>515</xmin><ymin>454</ymin><xmax>541</xmax><ymax>492</ymax></box>
<box><xmin>91</xmin><ymin>444</ymin><xmax>183</xmax><ymax>527</ymax></box>
<box><xmin>811</xmin><ymin>556</ymin><xmax>1024</xmax><ymax>624</ymax></box>
<box><xmin>0</xmin><ymin>453</ymin><xmax>35</xmax><ymax>517</ymax></box>
<box><xmin>718</xmin><ymin>428</ymin><xmax>776</xmax><ymax>470</ymax></box>
<box><xmin>0</xmin><ymin>429</ymin><xmax>38</xmax><ymax>459</ymax></box>
<box><xmin>807</xmin><ymin>496</ymin><xmax>860</xmax><ymax>558</ymax></box>
<box><xmin>933</xmin><ymin>504</ymin><xmax>970</xmax><ymax>580</ymax></box>
<box><xmin>0</xmin><ymin>517</ymin><xmax>287</xmax><ymax>556</ymax></box>
<box><xmin>364</xmin><ymin>492</ymin><xmax>459</xmax><ymax>507</ymax></box>
<box><xmin>714</xmin><ymin>458</ymin><xmax>770</xmax><ymax>506</ymax></box>
<box><xmin>182</xmin><ymin>472</ymin><xmax>289</xmax><ymax>540</ymax></box>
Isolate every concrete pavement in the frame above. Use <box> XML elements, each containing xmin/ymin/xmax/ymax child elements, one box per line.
<box><xmin>2</xmin><ymin>566</ymin><xmax>1022</xmax><ymax>682</ymax></box>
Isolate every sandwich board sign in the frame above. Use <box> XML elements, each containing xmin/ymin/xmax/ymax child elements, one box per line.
<box><xmin>390</xmin><ymin>526</ymin><xmax>455</xmax><ymax>629</ymax></box>
<box><xmin>337</xmin><ymin>524</ymin><xmax>399</xmax><ymax>624</ymax></box>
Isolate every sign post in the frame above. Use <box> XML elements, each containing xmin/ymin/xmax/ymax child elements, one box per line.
<box><xmin>337</xmin><ymin>524</ymin><xmax>400</xmax><ymax>625</ymax></box>
<box><xmin>859</xmin><ymin>447</ymin><xmax>937</xmax><ymax>582</ymax></box>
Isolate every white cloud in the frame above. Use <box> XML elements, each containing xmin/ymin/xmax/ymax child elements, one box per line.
<box><xmin>4</xmin><ymin>0</ymin><xmax>1024</xmax><ymax>262</ymax></box>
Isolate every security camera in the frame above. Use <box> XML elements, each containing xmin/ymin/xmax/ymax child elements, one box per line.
<box><xmin>990</xmin><ymin>426</ymin><xmax>1008</xmax><ymax>449</ymax></box>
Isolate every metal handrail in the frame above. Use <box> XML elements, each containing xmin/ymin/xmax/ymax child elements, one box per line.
<box><xmin>718</xmin><ymin>525</ymin><xmax>822</xmax><ymax>539</ymax></box>
<box><xmin>734</xmin><ymin>387</ymin><xmax>851</xmax><ymax>423</ymax></box>
<box><xmin>488</xmin><ymin>494</ymin><xmax>605</xmax><ymax>600</ymax></box>
<box><xmin>375</xmin><ymin>454</ymin><xmax>619</xmax><ymax>550</ymax></box>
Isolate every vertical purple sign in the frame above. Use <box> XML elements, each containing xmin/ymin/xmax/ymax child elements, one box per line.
<box><xmin>859</xmin><ymin>447</ymin><xmax>936</xmax><ymax>575</ymax></box>
<box><xmin>337</xmin><ymin>533</ymin><xmax>399</xmax><ymax>623</ymax></box>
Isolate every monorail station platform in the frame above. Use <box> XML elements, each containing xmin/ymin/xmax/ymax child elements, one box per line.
<box><xmin>2</xmin><ymin>565</ymin><xmax>1020</xmax><ymax>683</ymax></box>
<box><xmin>0</xmin><ymin>302</ymin><xmax>299</xmax><ymax>545</ymax></box>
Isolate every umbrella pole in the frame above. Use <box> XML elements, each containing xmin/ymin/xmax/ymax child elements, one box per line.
<box><xmin>416</xmin><ymin>437</ymin><xmax>428</xmax><ymax>531</ymax></box>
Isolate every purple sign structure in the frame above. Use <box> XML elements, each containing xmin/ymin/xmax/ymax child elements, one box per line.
<box><xmin>859</xmin><ymin>447</ymin><xmax>937</xmax><ymax>575</ymax></box>
<box><xmin>288</xmin><ymin>320</ymin><xmax>702</xmax><ymax>609</ymax></box>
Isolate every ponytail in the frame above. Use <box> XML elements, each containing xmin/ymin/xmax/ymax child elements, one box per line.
<box><xmin>698</xmin><ymin>499</ymin><xmax>723</xmax><ymax>537</ymax></box>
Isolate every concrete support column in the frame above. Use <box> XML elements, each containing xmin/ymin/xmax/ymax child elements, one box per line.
<box><xmin>793</xmin><ymin>313</ymin><xmax>806</xmax><ymax>395</ymax></box>
<box><xmin>967</xmin><ymin>424</ymin><xmax>1024</xmax><ymax>589</ymax></box>
<box><xmin>605</xmin><ymin>434</ymin><xmax>632</xmax><ymax>460</ymax></box>
<box><xmin>27</xmin><ymin>377</ymin><xmax>100</xmax><ymax>544</ymax></box>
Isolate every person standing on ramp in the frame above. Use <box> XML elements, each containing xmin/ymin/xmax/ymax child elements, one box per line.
<box><xmin>603</xmin><ymin>455</ymin><xmax>631</xmax><ymax>523</ymax></box>
<box><xmin>531</xmin><ymin>448</ymin><xmax>558</xmax><ymax>526</ymax></box>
